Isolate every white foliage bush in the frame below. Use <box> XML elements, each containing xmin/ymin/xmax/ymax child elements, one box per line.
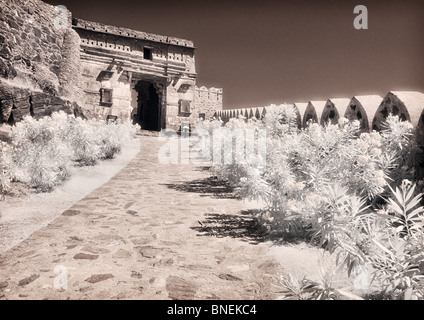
<box><xmin>3</xmin><ymin>111</ymin><xmax>139</xmax><ymax>192</ymax></box>
<box><xmin>67</xmin><ymin>117</ymin><xmax>120</xmax><ymax>165</ymax></box>
<box><xmin>206</xmin><ymin>107</ymin><xmax>424</xmax><ymax>299</ymax></box>
<box><xmin>11</xmin><ymin>114</ymin><xmax>73</xmax><ymax>192</ymax></box>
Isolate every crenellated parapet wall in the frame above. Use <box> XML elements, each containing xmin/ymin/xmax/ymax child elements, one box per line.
<box><xmin>192</xmin><ymin>85</ymin><xmax>223</xmax><ymax>120</ymax></box>
<box><xmin>216</xmin><ymin>91</ymin><xmax>424</xmax><ymax>144</ymax></box>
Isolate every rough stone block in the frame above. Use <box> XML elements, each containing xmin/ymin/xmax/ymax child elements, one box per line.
<box><xmin>32</xmin><ymin>27</ymin><xmax>42</xmax><ymax>38</ymax></box>
<box><xmin>0</xmin><ymin>57</ymin><xmax>16</xmax><ymax>79</ymax></box>
<box><xmin>0</xmin><ymin>45</ymin><xmax>12</xmax><ymax>59</ymax></box>
<box><xmin>8</xmin><ymin>19</ymin><xmax>20</xmax><ymax>30</ymax></box>
<box><xmin>0</xmin><ymin>99</ymin><xmax>13</xmax><ymax>123</ymax></box>
<box><xmin>37</xmin><ymin>79</ymin><xmax>58</xmax><ymax>96</ymax></box>
<box><xmin>18</xmin><ymin>274</ymin><xmax>40</xmax><ymax>287</ymax></box>
<box><xmin>49</xmin><ymin>65</ymin><xmax>60</xmax><ymax>77</ymax></box>
<box><xmin>85</xmin><ymin>274</ymin><xmax>114</xmax><ymax>284</ymax></box>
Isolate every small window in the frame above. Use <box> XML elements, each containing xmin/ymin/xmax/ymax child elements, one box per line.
<box><xmin>100</xmin><ymin>88</ymin><xmax>113</xmax><ymax>106</ymax></box>
<box><xmin>144</xmin><ymin>47</ymin><xmax>152</xmax><ymax>60</ymax></box>
<box><xmin>178</xmin><ymin>100</ymin><xmax>191</xmax><ymax>116</ymax></box>
<box><xmin>199</xmin><ymin>113</ymin><xmax>206</xmax><ymax>120</ymax></box>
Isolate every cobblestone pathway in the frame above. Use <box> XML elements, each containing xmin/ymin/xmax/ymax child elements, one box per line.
<box><xmin>0</xmin><ymin>134</ymin><xmax>284</xmax><ymax>300</ymax></box>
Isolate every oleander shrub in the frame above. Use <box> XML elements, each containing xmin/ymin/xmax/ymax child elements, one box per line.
<box><xmin>363</xmin><ymin>180</ymin><xmax>424</xmax><ymax>300</ymax></box>
<box><xmin>11</xmin><ymin>114</ymin><xmax>73</xmax><ymax>192</ymax></box>
<box><xmin>3</xmin><ymin>111</ymin><xmax>140</xmax><ymax>193</ymax></box>
<box><xmin>279</xmin><ymin>270</ymin><xmax>341</xmax><ymax>300</ymax></box>
<box><xmin>195</xmin><ymin>115</ymin><xmax>266</xmax><ymax>190</ymax></box>
<box><xmin>67</xmin><ymin>117</ymin><xmax>119</xmax><ymax>165</ymax></box>
<box><xmin>203</xmin><ymin>107</ymin><xmax>424</xmax><ymax>299</ymax></box>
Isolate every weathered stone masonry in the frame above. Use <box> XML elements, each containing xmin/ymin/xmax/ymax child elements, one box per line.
<box><xmin>193</xmin><ymin>86</ymin><xmax>223</xmax><ymax>121</ymax></box>
<box><xmin>0</xmin><ymin>0</ymin><xmax>223</xmax><ymax>131</ymax></box>
<box><xmin>73</xmin><ymin>18</ymin><xmax>222</xmax><ymax>131</ymax></box>
<box><xmin>0</xmin><ymin>0</ymin><xmax>85</xmax><ymax>124</ymax></box>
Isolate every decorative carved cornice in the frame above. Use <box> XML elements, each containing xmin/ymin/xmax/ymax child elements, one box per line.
<box><xmin>73</xmin><ymin>18</ymin><xmax>195</xmax><ymax>49</ymax></box>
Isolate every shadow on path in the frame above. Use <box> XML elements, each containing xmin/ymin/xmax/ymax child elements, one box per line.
<box><xmin>167</xmin><ymin>174</ymin><xmax>304</xmax><ymax>245</ymax></box>
<box><xmin>191</xmin><ymin>210</ymin><xmax>268</xmax><ymax>245</ymax></box>
<box><xmin>193</xmin><ymin>211</ymin><xmax>311</xmax><ymax>246</ymax></box>
<box><xmin>164</xmin><ymin>176</ymin><xmax>240</xmax><ymax>199</ymax></box>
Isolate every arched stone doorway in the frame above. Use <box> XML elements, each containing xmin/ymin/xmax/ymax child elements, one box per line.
<box><xmin>132</xmin><ymin>79</ymin><xmax>164</xmax><ymax>131</ymax></box>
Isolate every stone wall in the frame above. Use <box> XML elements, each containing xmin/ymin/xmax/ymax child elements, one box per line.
<box><xmin>372</xmin><ymin>91</ymin><xmax>424</xmax><ymax>131</ymax></box>
<box><xmin>0</xmin><ymin>0</ymin><xmax>84</xmax><ymax>125</ymax></box>
<box><xmin>217</xmin><ymin>91</ymin><xmax>424</xmax><ymax>142</ymax></box>
<box><xmin>58</xmin><ymin>28</ymin><xmax>83</xmax><ymax>103</ymax></box>
<box><xmin>344</xmin><ymin>95</ymin><xmax>383</xmax><ymax>133</ymax></box>
<box><xmin>192</xmin><ymin>86</ymin><xmax>223</xmax><ymax>120</ymax></box>
<box><xmin>73</xmin><ymin>18</ymin><xmax>199</xmax><ymax>129</ymax></box>
<box><xmin>79</xmin><ymin>57</ymin><xmax>134</xmax><ymax>121</ymax></box>
<box><xmin>0</xmin><ymin>1</ymin><xmax>223</xmax><ymax>131</ymax></box>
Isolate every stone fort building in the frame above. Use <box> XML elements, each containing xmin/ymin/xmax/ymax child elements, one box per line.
<box><xmin>0</xmin><ymin>0</ymin><xmax>222</xmax><ymax>131</ymax></box>
<box><xmin>73</xmin><ymin>18</ymin><xmax>222</xmax><ymax>131</ymax></box>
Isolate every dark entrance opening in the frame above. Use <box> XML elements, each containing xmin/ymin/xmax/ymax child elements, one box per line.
<box><xmin>133</xmin><ymin>80</ymin><xmax>160</xmax><ymax>131</ymax></box>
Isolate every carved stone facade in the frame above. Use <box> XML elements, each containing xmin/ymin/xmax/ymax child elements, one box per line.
<box><xmin>73</xmin><ymin>18</ymin><xmax>222</xmax><ymax>131</ymax></box>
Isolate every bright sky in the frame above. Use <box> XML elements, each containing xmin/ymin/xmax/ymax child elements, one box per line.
<box><xmin>45</xmin><ymin>0</ymin><xmax>424</xmax><ymax>109</ymax></box>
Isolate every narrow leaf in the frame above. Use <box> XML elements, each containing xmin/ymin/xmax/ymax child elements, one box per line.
<box><xmin>404</xmin><ymin>287</ymin><xmax>413</xmax><ymax>300</ymax></box>
<box><xmin>405</xmin><ymin>184</ymin><xmax>416</xmax><ymax>203</ymax></box>
<box><xmin>405</xmin><ymin>194</ymin><xmax>423</xmax><ymax>213</ymax></box>
<box><xmin>372</xmin><ymin>238</ymin><xmax>395</xmax><ymax>258</ymax></box>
